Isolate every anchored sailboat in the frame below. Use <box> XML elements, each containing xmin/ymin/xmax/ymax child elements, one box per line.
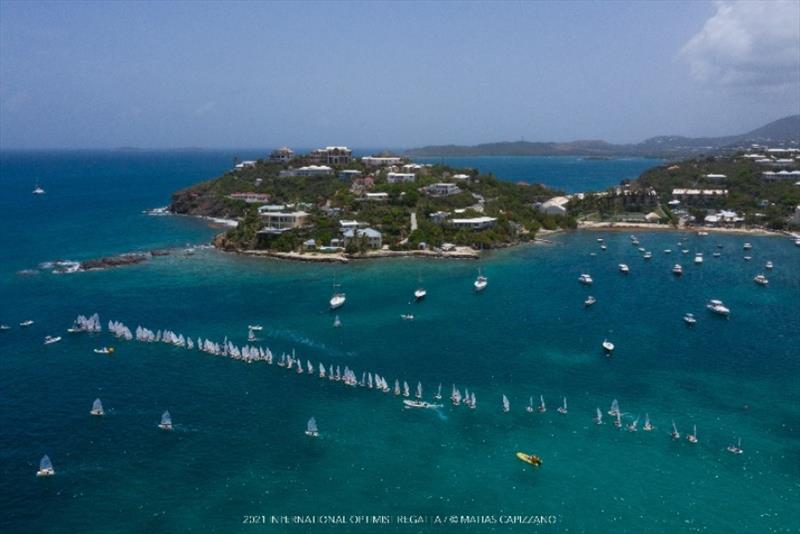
<box><xmin>36</xmin><ymin>455</ymin><xmax>54</xmax><ymax>477</ymax></box>
<box><xmin>329</xmin><ymin>278</ymin><xmax>346</xmax><ymax>310</ymax></box>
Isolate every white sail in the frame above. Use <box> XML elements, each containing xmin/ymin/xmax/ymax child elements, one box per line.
<box><xmin>595</xmin><ymin>407</ymin><xmax>603</xmax><ymax>424</ymax></box>
<box><xmin>403</xmin><ymin>381</ymin><xmax>410</xmax><ymax>397</ymax></box>
<box><xmin>435</xmin><ymin>383</ymin><xmax>442</xmax><ymax>399</ymax></box>
<box><xmin>394</xmin><ymin>379</ymin><xmax>401</xmax><ymax>395</ymax></box>
<box><xmin>502</xmin><ymin>394</ymin><xmax>510</xmax><ymax>412</ymax></box>
<box><xmin>40</xmin><ymin>455</ymin><xmax>53</xmax><ymax>471</ymax></box>
<box><xmin>160</xmin><ymin>410</ymin><xmax>172</xmax><ymax>429</ymax></box>
<box><xmin>91</xmin><ymin>398</ymin><xmax>104</xmax><ymax>415</ymax></box>
<box><xmin>416</xmin><ymin>382</ymin><xmax>422</xmax><ymax>399</ymax></box>
<box><xmin>609</xmin><ymin>399</ymin><xmax>619</xmax><ymax>416</ymax></box>
<box><xmin>306</xmin><ymin>417</ymin><xmax>318</xmax><ymax>435</ymax></box>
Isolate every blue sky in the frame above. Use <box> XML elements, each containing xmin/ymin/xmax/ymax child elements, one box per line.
<box><xmin>1</xmin><ymin>0</ymin><xmax>798</xmax><ymax>149</ymax></box>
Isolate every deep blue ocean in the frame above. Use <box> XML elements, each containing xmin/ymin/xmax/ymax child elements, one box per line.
<box><xmin>412</xmin><ymin>155</ymin><xmax>662</xmax><ymax>193</ymax></box>
<box><xmin>1</xmin><ymin>151</ymin><xmax>799</xmax><ymax>533</ymax></box>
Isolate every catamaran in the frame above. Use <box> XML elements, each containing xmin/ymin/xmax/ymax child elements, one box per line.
<box><xmin>502</xmin><ymin>394</ymin><xmax>510</xmax><ymax>413</ymax></box>
<box><xmin>90</xmin><ymin>398</ymin><xmax>104</xmax><ymax>416</ymax></box>
<box><xmin>557</xmin><ymin>396</ymin><xmax>568</xmax><ymax>415</ymax></box>
<box><xmin>578</xmin><ymin>273</ymin><xmax>593</xmax><ymax>285</ymax></box>
<box><xmin>643</xmin><ymin>413</ymin><xmax>653</xmax><ymax>431</ymax></box>
<box><xmin>584</xmin><ymin>295</ymin><xmax>596</xmax><ymax>306</ymax></box>
<box><xmin>36</xmin><ymin>455</ymin><xmax>54</xmax><ymax>477</ymax></box>
<box><xmin>474</xmin><ymin>268</ymin><xmax>488</xmax><ymax>292</ymax></box>
<box><xmin>594</xmin><ymin>407</ymin><xmax>603</xmax><ymax>425</ymax></box>
<box><xmin>434</xmin><ymin>383</ymin><xmax>442</xmax><ymax>400</ymax></box>
<box><xmin>687</xmin><ymin>424</ymin><xmax>698</xmax><ymax>444</ymax></box>
<box><xmin>765</xmin><ymin>261</ymin><xmax>773</xmax><ymax>270</ymax></box>
<box><xmin>671</xmin><ymin>420</ymin><xmax>680</xmax><ymax>440</ymax></box>
<box><xmin>538</xmin><ymin>394</ymin><xmax>546</xmax><ymax>413</ymax></box>
<box><xmin>305</xmin><ymin>417</ymin><xmax>319</xmax><ymax>437</ymax></box>
<box><xmin>683</xmin><ymin>313</ymin><xmax>697</xmax><ymax>325</ymax></box>
<box><xmin>44</xmin><ymin>335</ymin><xmax>61</xmax><ymax>345</ymax></box>
<box><xmin>672</xmin><ymin>264</ymin><xmax>683</xmax><ymax>276</ymax></box>
<box><xmin>727</xmin><ymin>437</ymin><xmax>743</xmax><ymax>454</ymax></box>
<box><xmin>754</xmin><ymin>274</ymin><xmax>768</xmax><ymax>286</ymax></box>
<box><xmin>618</xmin><ymin>264</ymin><xmax>629</xmax><ymax>273</ymax></box>
<box><xmin>20</xmin><ymin>320</ymin><xmax>34</xmax><ymax>327</ymax></box>
<box><xmin>694</xmin><ymin>253</ymin><xmax>703</xmax><ymax>264</ymax></box>
<box><xmin>158</xmin><ymin>410</ymin><xmax>173</xmax><ymax>431</ymax></box>
<box><xmin>643</xmin><ymin>251</ymin><xmax>652</xmax><ymax>260</ymax></box>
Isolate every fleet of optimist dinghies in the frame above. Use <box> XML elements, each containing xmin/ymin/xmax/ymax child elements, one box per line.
<box><xmin>27</xmin><ymin>308</ymin><xmax>754</xmax><ymax>477</ymax></box>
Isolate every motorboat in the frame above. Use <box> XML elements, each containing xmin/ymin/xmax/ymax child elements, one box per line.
<box><xmin>664</xmin><ymin>249</ymin><xmax>672</xmax><ymax>254</ymax></box>
<box><xmin>401</xmin><ymin>314</ymin><xmax>415</xmax><ymax>321</ymax></box>
<box><xmin>683</xmin><ymin>313</ymin><xmax>697</xmax><ymax>325</ymax></box>
<box><xmin>753</xmin><ymin>274</ymin><xmax>768</xmax><ymax>286</ymax></box>
<box><xmin>706</xmin><ymin>299</ymin><xmax>730</xmax><ymax>316</ymax></box>
<box><xmin>578</xmin><ymin>274</ymin><xmax>593</xmax><ymax>285</ymax></box>
<box><xmin>618</xmin><ymin>264</ymin><xmax>629</xmax><ymax>274</ymax></box>
<box><xmin>33</xmin><ymin>185</ymin><xmax>45</xmax><ymax>195</ymax></box>
<box><xmin>697</xmin><ymin>231</ymin><xmax>709</xmax><ymax>236</ymax></box>
<box><xmin>712</xmin><ymin>251</ymin><xmax>720</xmax><ymax>257</ymax></box>
<box><xmin>743</xmin><ymin>256</ymin><xmax>752</xmax><ymax>261</ymax></box>
<box><xmin>743</xmin><ymin>243</ymin><xmax>752</xmax><ymax>250</ymax></box>
<box><xmin>44</xmin><ymin>335</ymin><xmax>61</xmax><ymax>345</ymax></box>
<box><xmin>0</xmin><ymin>324</ymin><xmax>10</xmax><ymax>331</ymax></box>
<box><xmin>414</xmin><ymin>288</ymin><xmax>427</xmax><ymax>300</ymax></box>
<box><xmin>643</xmin><ymin>251</ymin><xmax>652</xmax><ymax>260</ymax></box>
<box><xmin>515</xmin><ymin>452</ymin><xmax>542</xmax><ymax>467</ymax></box>
<box><xmin>584</xmin><ymin>296</ymin><xmax>596</xmax><ymax>307</ymax></box>
<box><xmin>600</xmin><ymin>244</ymin><xmax>607</xmax><ymax>250</ymax></box>
<box><xmin>694</xmin><ymin>253</ymin><xmax>703</xmax><ymax>264</ymax></box>
<box><xmin>93</xmin><ymin>347</ymin><xmax>114</xmax><ymax>354</ymax></box>
<box><xmin>602</xmin><ymin>339</ymin><xmax>615</xmax><ymax>353</ymax></box>
<box><xmin>403</xmin><ymin>399</ymin><xmax>441</xmax><ymax>409</ymax></box>
<box><xmin>765</xmin><ymin>261</ymin><xmax>773</xmax><ymax>270</ymax></box>
<box><xmin>329</xmin><ymin>292</ymin><xmax>346</xmax><ymax>309</ymax></box>
<box><xmin>248</xmin><ymin>325</ymin><xmax>263</xmax><ymax>331</ymax></box>
<box><xmin>672</xmin><ymin>264</ymin><xmax>683</xmax><ymax>276</ymax></box>
<box><xmin>20</xmin><ymin>320</ymin><xmax>34</xmax><ymax>327</ymax></box>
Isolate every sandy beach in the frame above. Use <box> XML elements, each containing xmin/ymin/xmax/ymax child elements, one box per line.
<box><xmin>577</xmin><ymin>221</ymin><xmax>785</xmax><ymax>237</ymax></box>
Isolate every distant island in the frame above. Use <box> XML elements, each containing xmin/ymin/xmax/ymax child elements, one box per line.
<box><xmin>169</xmin><ymin>137</ymin><xmax>800</xmax><ymax>262</ymax></box>
<box><xmin>405</xmin><ymin>115</ymin><xmax>800</xmax><ymax>158</ymax></box>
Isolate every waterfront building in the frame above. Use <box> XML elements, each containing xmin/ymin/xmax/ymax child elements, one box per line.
<box><xmin>342</xmin><ymin>227</ymin><xmax>382</xmax><ymax>249</ymax></box>
<box><xmin>450</xmin><ymin>216</ymin><xmax>497</xmax><ymax>230</ymax></box>
<box><xmin>279</xmin><ymin>165</ymin><xmax>333</xmax><ymax>178</ymax></box>
<box><xmin>258</xmin><ymin>211</ymin><xmax>309</xmax><ymax>231</ymax></box>
<box><xmin>424</xmin><ymin>183</ymin><xmax>462</xmax><ymax>197</ymax></box>
<box><xmin>387</xmin><ymin>172</ymin><xmax>416</xmax><ymax>184</ymax></box>
<box><xmin>310</xmin><ymin>146</ymin><xmax>352</xmax><ymax>165</ymax></box>
<box><xmin>362</xmin><ymin>156</ymin><xmax>403</xmax><ymax>167</ymax></box>
<box><xmin>269</xmin><ymin>147</ymin><xmax>294</xmax><ymax>163</ymax></box>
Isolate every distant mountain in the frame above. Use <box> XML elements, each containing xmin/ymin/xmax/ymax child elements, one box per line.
<box><xmin>405</xmin><ymin>115</ymin><xmax>800</xmax><ymax>157</ymax></box>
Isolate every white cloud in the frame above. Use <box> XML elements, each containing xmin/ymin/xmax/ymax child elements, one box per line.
<box><xmin>679</xmin><ymin>1</ymin><xmax>800</xmax><ymax>89</ymax></box>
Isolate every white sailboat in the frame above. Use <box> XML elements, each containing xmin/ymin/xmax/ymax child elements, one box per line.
<box><xmin>538</xmin><ymin>394</ymin><xmax>546</xmax><ymax>413</ymax></box>
<box><xmin>602</xmin><ymin>339</ymin><xmax>615</xmax><ymax>354</ymax></box>
<box><xmin>36</xmin><ymin>455</ymin><xmax>54</xmax><ymax>477</ymax></box>
<box><xmin>643</xmin><ymin>413</ymin><xmax>654</xmax><ymax>431</ymax></box>
<box><xmin>434</xmin><ymin>383</ymin><xmax>442</xmax><ymax>400</ymax></box>
<box><xmin>333</xmin><ymin>315</ymin><xmax>341</xmax><ymax>328</ymax></box>
<box><xmin>19</xmin><ymin>320</ymin><xmax>34</xmax><ymax>327</ymax></box>
<box><xmin>415</xmin><ymin>382</ymin><xmax>423</xmax><ymax>399</ymax></box>
<box><xmin>526</xmin><ymin>396</ymin><xmax>534</xmax><ymax>413</ymax></box>
<box><xmin>403</xmin><ymin>381</ymin><xmax>410</xmax><ymax>397</ymax></box>
<box><xmin>627</xmin><ymin>416</ymin><xmax>639</xmax><ymax>432</ymax></box>
<box><xmin>614</xmin><ymin>411</ymin><xmax>622</xmax><ymax>428</ymax></box>
<box><xmin>687</xmin><ymin>424</ymin><xmax>698</xmax><ymax>444</ymax></box>
<box><xmin>33</xmin><ymin>185</ymin><xmax>46</xmax><ymax>195</ymax></box>
<box><xmin>44</xmin><ymin>335</ymin><xmax>62</xmax><ymax>345</ymax></box>
<box><xmin>608</xmin><ymin>399</ymin><xmax>620</xmax><ymax>417</ymax></box>
<box><xmin>394</xmin><ymin>379</ymin><xmax>401</xmax><ymax>396</ymax></box>
<box><xmin>556</xmin><ymin>396</ymin><xmax>568</xmax><ymax>414</ymax></box>
<box><xmin>414</xmin><ymin>274</ymin><xmax>426</xmax><ymax>300</ymax></box>
<box><xmin>329</xmin><ymin>278</ymin><xmax>346</xmax><ymax>309</ymax></box>
<box><xmin>671</xmin><ymin>420</ymin><xmax>680</xmax><ymax>440</ymax></box>
<box><xmin>727</xmin><ymin>437</ymin><xmax>743</xmax><ymax>454</ymax></box>
<box><xmin>90</xmin><ymin>398</ymin><xmax>104</xmax><ymax>416</ymax></box>
<box><xmin>159</xmin><ymin>410</ymin><xmax>173</xmax><ymax>431</ymax></box>
<box><xmin>594</xmin><ymin>407</ymin><xmax>603</xmax><ymax>425</ymax></box>
<box><xmin>502</xmin><ymin>394</ymin><xmax>510</xmax><ymax>413</ymax></box>
<box><xmin>247</xmin><ymin>329</ymin><xmax>257</xmax><ymax>342</ymax></box>
<box><xmin>305</xmin><ymin>417</ymin><xmax>319</xmax><ymax>437</ymax></box>
<box><xmin>474</xmin><ymin>268</ymin><xmax>488</xmax><ymax>292</ymax></box>
<box><xmin>578</xmin><ymin>273</ymin><xmax>593</xmax><ymax>285</ymax></box>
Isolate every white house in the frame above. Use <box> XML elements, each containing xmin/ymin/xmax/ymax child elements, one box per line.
<box><xmin>279</xmin><ymin>165</ymin><xmax>333</xmax><ymax>177</ymax></box>
<box><xmin>362</xmin><ymin>156</ymin><xmax>403</xmax><ymax>167</ymax></box>
<box><xmin>762</xmin><ymin>170</ymin><xmax>800</xmax><ymax>180</ymax></box>
<box><xmin>234</xmin><ymin>160</ymin><xmax>257</xmax><ymax>170</ymax></box>
<box><xmin>704</xmin><ymin>210</ymin><xmax>744</xmax><ymax>226</ymax></box>
<box><xmin>450</xmin><ymin>216</ymin><xmax>497</xmax><ymax>230</ymax></box>
<box><xmin>365</xmin><ymin>192</ymin><xmax>389</xmax><ymax>201</ymax></box>
<box><xmin>342</xmin><ymin>227</ymin><xmax>382</xmax><ymax>249</ymax></box>
<box><xmin>387</xmin><ymin>172</ymin><xmax>416</xmax><ymax>184</ymax></box>
<box><xmin>424</xmin><ymin>183</ymin><xmax>462</xmax><ymax>197</ymax></box>
<box><xmin>259</xmin><ymin>211</ymin><xmax>309</xmax><ymax>230</ymax></box>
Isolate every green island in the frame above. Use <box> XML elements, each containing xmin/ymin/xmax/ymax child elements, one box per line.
<box><xmin>169</xmin><ymin>147</ymin><xmax>800</xmax><ymax>260</ymax></box>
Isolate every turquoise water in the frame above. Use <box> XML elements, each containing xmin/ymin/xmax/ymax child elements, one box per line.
<box><xmin>412</xmin><ymin>155</ymin><xmax>663</xmax><ymax>193</ymax></box>
<box><xmin>1</xmin><ymin>152</ymin><xmax>799</xmax><ymax>533</ymax></box>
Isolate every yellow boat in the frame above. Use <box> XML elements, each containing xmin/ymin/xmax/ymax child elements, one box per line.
<box><xmin>516</xmin><ymin>452</ymin><xmax>542</xmax><ymax>466</ymax></box>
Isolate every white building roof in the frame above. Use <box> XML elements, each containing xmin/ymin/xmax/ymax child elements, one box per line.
<box><xmin>451</xmin><ymin>216</ymin><xmax>497</xmax><ymax>224</ymax></box>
